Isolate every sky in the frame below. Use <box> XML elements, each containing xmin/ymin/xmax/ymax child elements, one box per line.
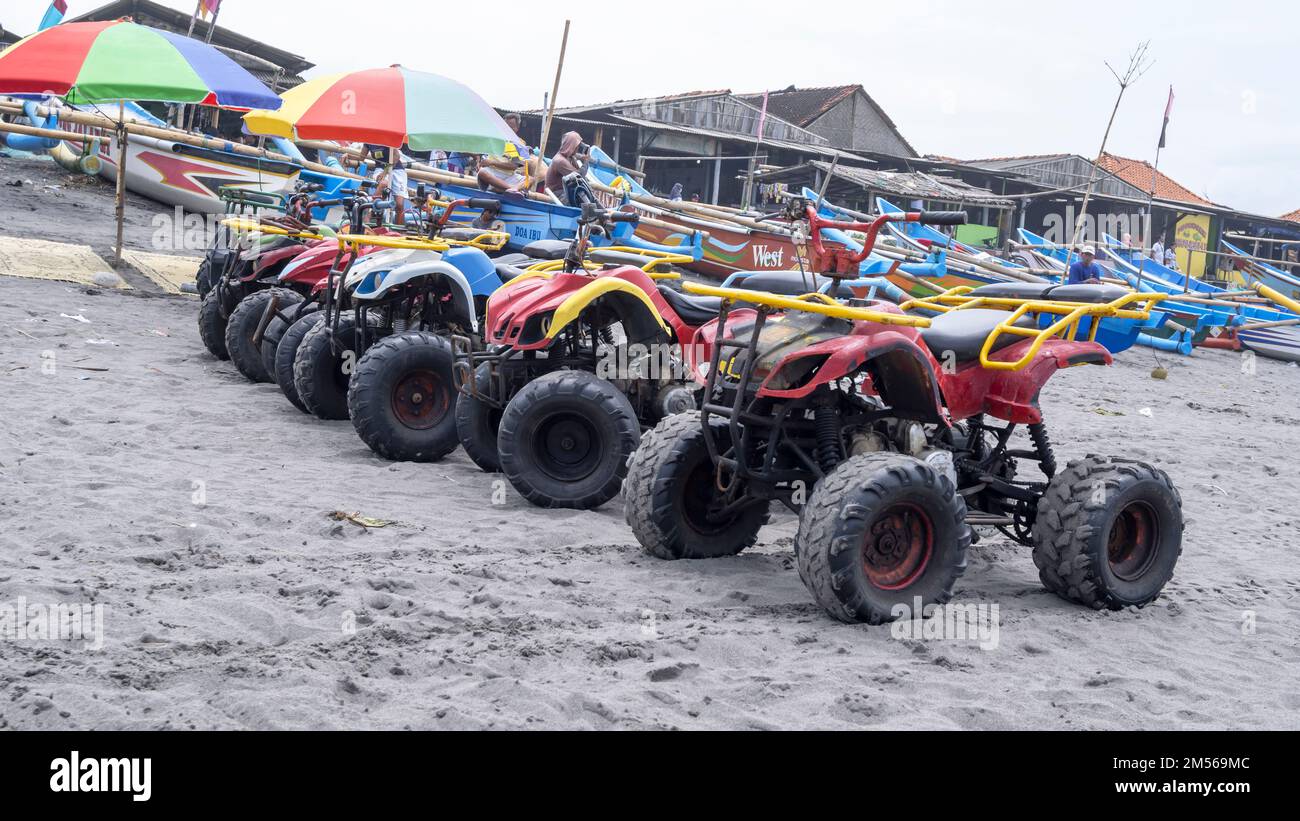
<box><xmin>5</xmin><ymin>0</ymin><xmax>1297</xmax><ymax>216</ymax></box>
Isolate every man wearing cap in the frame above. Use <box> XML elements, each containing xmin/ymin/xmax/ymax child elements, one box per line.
<box><xmin>1067</xmin><ymin>245</ymin><xmax>1105</xmax><ymax>285</ymax></box>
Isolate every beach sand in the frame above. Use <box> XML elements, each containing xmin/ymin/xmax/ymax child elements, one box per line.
<box><xmin>1</xmin><ymin>155</ymin><xmax>1297</xmax><ymax>730</ymax></box>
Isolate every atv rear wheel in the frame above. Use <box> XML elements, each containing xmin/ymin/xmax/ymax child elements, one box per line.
<box><xmin>275</xmin><ymin>313</ymin><xmax>323</xmax><ymax>413</ymax></box>
<box><xmin>624</xmin><ymin>412</ymin><xmax>769</xmax><ymax>559</ymax></box>
<box><xmin>454</xmin><ymin>363</ymin><xmax>504</xmax><ymax>473</ymax></box>
<box><xmin>196</xmin><ymin>256</ymin><xmax>215</xmax><ymax>298</ymax></box>
<box><xmin>198</xmin><ymin>289</ymin><xmax>229</xmax><ymax>360</ymax></box>
<box><xmin>1031</xmin><ymin>455</ymin><xmax>1182</xmax><ymax>610</ymax></box>
<box><xmin>795</xmin><ymin>453</ymin><xmax>971</xmax><ymax>624</ymax></box>
<box><xmin>225</xmin><ymin>288</ymin><xmax>303</xmax><ymax>383</ymax></box>
<box><xmin>498</xmin><ymin>370</ymin><xmax>640</xmax><ymax>509</ymax></box>
<box><xmin>294</xmin><ymin>316</ymin><xmax>368</xmax><ymax>420</ymax></box>
<box><xmin>348</xmin><ymin>331</ymin><xmax>459</xmax><ymax>462</ymax></box>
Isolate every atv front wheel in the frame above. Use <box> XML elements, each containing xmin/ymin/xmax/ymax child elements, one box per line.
<box><xmin>348</xmin><ymin>331</ymin><xmax>459</xmax><ymax>462</ymax></box>
<box><xmin>498</xmin><ymin>370</ymin><xmax>640</xmax><ymax>509</ymax></box>
<box><xmin>198</xmin><ymin>289</ymin><xmax>229</xmax><ymax>360</ymax></box>
<box><xmin>454</xmin><ymin>363</ymin><xmax>504</xmax><ymax>473</ymax></box>
<box><xmin>261</xmin><ymin>303</ymin><xmax>318</xmax><ymax>387</ymax></box>
<box><xmin>294</xmin><ymin>316</ymin><xmax>368</xmax><ymax>420</ymax></box>
<box><xmin>224</xmin><ymin>288</ymin><xmax>303</xmax><ymax>383</ymax></box>
<box><xmin>1031</xmin><ymin>455</ymin><xmax>1182</xmax><ymax>610</ymax></box>
<box><xmin>275</xmin><ymin>313</ymin><xmax>323</xmax><ymax>413</ymax></box>
<box><xmin>795</xmin><ymin>453</ymin><xmax>971</xmax><ymax>624</ymax></box>
<box><xmin>624</xmin><ymin>412</ymin><xmax>769</xmax><ymax>559</ymax></box>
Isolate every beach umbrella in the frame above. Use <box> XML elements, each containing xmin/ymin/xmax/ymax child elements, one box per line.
<box><xmin>0</xmin><ymin>20</ymin><xmax>282</xmax><ymax>265</ymax></box>
<box><xmin>243</xmin><ymin>66</ymin><xmax>523</xmax><ymax>156</ymax></box>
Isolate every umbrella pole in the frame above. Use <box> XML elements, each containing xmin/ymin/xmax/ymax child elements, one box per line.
<box><xmin>112</xmin><ymin>102</ymin><xmax>128</xmax><ymax>268</ymax></box>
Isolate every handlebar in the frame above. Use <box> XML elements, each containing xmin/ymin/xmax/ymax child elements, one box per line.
<box><xmin>803</xmin><ymin>203</ymin><xmax>967</xmax><ymax>273</ymax></box>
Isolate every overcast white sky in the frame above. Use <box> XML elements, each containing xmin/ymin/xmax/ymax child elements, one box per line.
<box><xmin>6</xmin><ymin>0</ymin><xmax>1296</xmax><ymax>215</ymax></box>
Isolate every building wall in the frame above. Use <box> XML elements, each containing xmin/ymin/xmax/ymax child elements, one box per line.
<box><xmin>806</xmin><ymin>92</ymin><xmax>914</xmax><ymax>157</ymax></box>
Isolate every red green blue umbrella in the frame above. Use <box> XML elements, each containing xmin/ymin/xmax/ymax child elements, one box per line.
<box><xmin>0</xmin><ymin>19</ymin><xmax>282</xmax><ymax>109</ymax></box>
<box><xmin>244</xmin><ymin>66</ymin><xmax>522</xmax><ymax>154</ymax></box>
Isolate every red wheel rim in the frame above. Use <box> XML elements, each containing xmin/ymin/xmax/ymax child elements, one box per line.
<box><xmin>391</xmin><ymin>369</ymin><xmax>449</xmax><ymax>430</ymax></box>
<box><xmin>862</xmin><ymin>503</ymin><xmax>933</xmax><ymax>590</ymax></box>
<box><xmin>1107</xmin><ymin>500</ymin><xmax>1159</xmax><ymax>581</ymax></box>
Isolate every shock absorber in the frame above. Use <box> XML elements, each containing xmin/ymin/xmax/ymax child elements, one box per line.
<box><xmin>1028</xmin><ymin>422</ymin><xmax>1056</xmax><ymax>478</ymax></box>
<box><xmin>813</xmin><ymin>398</ymin><xmax>844</xmax><ymax>473</ymax></box>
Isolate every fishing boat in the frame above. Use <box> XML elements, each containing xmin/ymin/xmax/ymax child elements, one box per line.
<box><xmin>50</xmin><ymin>102</ymin><xmax>303</xmax><ymax>214</ymax></box>
<box><xmin>585</xmin><ymin>147</ymin><xmax>823</xmax><ymax>278</ymax></box>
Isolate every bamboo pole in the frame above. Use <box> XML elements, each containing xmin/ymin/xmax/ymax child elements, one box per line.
<box><xmin>537</xmin><ymin>20</ymin><xmax>571</xmax><ymax>163</ymax></box>
<box><xmin>0</xmin><ymin>121</ymin><xmax>92</xmax><ymax>143</ymax></box>
<box><xmin>1240</xmin><ymin>318</ymin><xmax>1300</xmax><ymax>331</ymax></box>
<box><xmin>113</xmin><ymin>103</ymin><xmax>127</xmax><ymax>268</ymax></box>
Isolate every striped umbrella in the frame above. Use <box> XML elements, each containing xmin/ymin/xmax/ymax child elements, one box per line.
<box><xmin>0</xmin><ymin>19</ymin><xmax>281</xmax><ymax>109</ymax></box>
<box><xmin>0</xmin><ymin>20</ymin><xmax>281</xmax><ymax>266</ymax></box>
<box><xmin>244</xmin><ymin>66</ymin><xmax>522</xmax><ymax>154</ymax></box>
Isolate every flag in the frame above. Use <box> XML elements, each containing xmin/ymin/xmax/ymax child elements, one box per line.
<box><xmin>37</xmin><ymin>0</ymin><xmax>68</xmax><ymax>31</ymax></box>
<box><xmin>199</xmin><ymin>0</ymin><xmax>222</xmax><ymax>18</ymax></box>
<box><xmin>1158</xmin><ymin>85</ymin><xmax>1174</xmax><ymax>149</ymax></box>
<box><xmin>756</xmin><ymin>91</ymin><xmax>769</xmax><ymax>140</ymax></box>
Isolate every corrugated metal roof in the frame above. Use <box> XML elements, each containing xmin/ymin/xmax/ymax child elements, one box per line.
<box><xmin>756</xmin><ymin>161</ymin><xmax>1012</xmax><ymax>208</ymax></box>
<box><xmin>609</xmin><ymin>114</ymin><xmax>869</xmax><ymax>162</ymax></box>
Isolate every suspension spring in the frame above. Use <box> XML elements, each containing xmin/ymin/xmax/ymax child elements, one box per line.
<box><xmin>1028</xmin><ymin>422</ymin><xmax>1056</xmax><ymax>478</ymax></box>
<box><xmin>813</xmin><ymin>401</ymin><xmax>844</xmax><ymax>473</ymax></box>
<box><xmin>392</xmin><ymin>317</ymin><xmax>409</xmax><ymax>334</ymax></box>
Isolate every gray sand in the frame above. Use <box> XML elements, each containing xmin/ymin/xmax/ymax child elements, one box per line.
<box><xmin>1</xmin><ymin>155</ymin><xmax>1297</xmax><ymax>730</ymax></box>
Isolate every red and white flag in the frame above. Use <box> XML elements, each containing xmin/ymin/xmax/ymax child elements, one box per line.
<box><xmin>1158</xmin><ymin>86</ymin><xmax>1174</xmax><ymax>149</ymax></box>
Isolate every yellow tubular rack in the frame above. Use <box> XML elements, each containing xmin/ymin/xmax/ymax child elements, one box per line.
<box><xmin>219</xmin><ymin>217</ymin><xmax>325</xmax><ymax>241</ymax></box>
<box><xmin>514</xmin><ymin>247</ymin><xmax>694</xmax><ymax>281</ymax></box>
<box><xmin>682</xmin><ymin>283</ymin><xmax>932</xmax><ymax>328</ymax></box>
<box><xmin>900</xmin><ymin>287</ymin><xmax>1168</xmax><ymax>371</ymax></box>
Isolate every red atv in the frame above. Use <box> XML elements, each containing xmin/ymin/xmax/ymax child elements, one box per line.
<box><xmin>451</xmin><ymin>203</ymin><xmax>710</xmax><ymax>509</ymax></box>
<box><xmin>624</xmin><ymin>200</ymin><xmax>1183</xmax><ymax>624</ymax></box>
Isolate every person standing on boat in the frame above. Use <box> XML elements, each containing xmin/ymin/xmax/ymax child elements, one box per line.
<box><xmin>1164</xmin><ymin>247</ymin><xmax>1179</xmax><ymax>270</ymax></box>
<box><xmin>1067</xmin><ymin>246</ymin><xmax>1104</xmax><ymax>285</ymax></box>
<box><xmin>544</xmin><ymin>131</ymin><xmax>588</xmax><ymax>205</ymax></box>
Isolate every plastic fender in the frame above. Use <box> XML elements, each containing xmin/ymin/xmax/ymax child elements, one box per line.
<box><xmin>343</xmin><ymin>249</ymin><xmax>433</xmax><ymax>290</ymax></box>
<box><xmin>441</xmin><ymin>247</ymin><xmax>499</xmax><ymax>298</ymax></box>
<box><xmin>353</xmin><ymin>259</ymin><xmax>476</xmax><ymax>329</ymax></box>
<box><xmin>683</xmin><ymin>309</ymin><xmax>760</xmax><ymax>384</ymax></box>
<box><xmin>278</xmin><ymin>240</ymin><xmax>344</xmax><ymax>287</ymax></box>
<box><xmin>962</xmin><ymin>338</ymin><xmax>1112</xmax><ymax>424</ymax></box>
<box><xmin>253</xmin><ymin>242</ymin><xmax>307</xmax><ymax>276</ymax></box>
<box><xmin>546</xmin><ymin>276</ymin><xmax>670</xmax><ymax>342</ymax></box>
<box><xmin>759</xmin><ymin>331</ymin><xmax>947</xmax><ymax>427</ymax></box>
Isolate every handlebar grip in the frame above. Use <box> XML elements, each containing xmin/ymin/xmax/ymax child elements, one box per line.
<box><xmin>608</xmin><ymin>212</ymin><xmax>639</xmax><ymax>224</ymax></box>
<box><xmin>918</xmin><ymin>211</ymin><xmax>967</xmax><ymax>226</ymax></box>
<box><xmin>314</xmin><ymin>199</ymin><xmax>341</xmax><ymax>208</ymax></box>
<box><xmin>467</xmin><ymin>198</ymin><xmax>499</xmax><ymax>210</ymax></box>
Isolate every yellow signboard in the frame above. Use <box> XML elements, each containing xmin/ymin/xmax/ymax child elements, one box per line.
<box><xmin>1174</xmin><ymin>215</ymin><xmax>1211</xmax><ymax>279</ymax></box>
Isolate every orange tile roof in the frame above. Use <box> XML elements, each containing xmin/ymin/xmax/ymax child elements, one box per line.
<box><xmin>1097</xmin><ymin>153</ymin><xmax>1214</xmax><ymax>206</ymax></box>
<box><xmin>1280</xmin><ymin>209</ymin><xmax>1300</xmax><ymax>223</ymax></box>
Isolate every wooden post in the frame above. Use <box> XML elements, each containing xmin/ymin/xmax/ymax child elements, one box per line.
<box><xmin>111</xmin><ymin>105</ymin><xmax>129</xmax><ymax>268</ymax></box>
<box><xmin>537</xmin><ymin>20</ymin><xmax>571</xmax><ymax>170</ymax></box>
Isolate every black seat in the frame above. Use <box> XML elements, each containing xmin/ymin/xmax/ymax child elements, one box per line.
<box><xmin>495</xmin><ymin>263</ymin><xmax>528</xmax><ymax>283</ymax></box>
<box><xmin>491</xmin><ymin>252</ymin><xmax>532</xmax><ymax>268</ymax></box>
<box><xmin>440</xmin><ymin>226</ymin><xmax>486</xmax><ymax>242</ymax></box>
<box><xmin>589</xmin><ymin>249</ymin><xmax>669</xmax><ymax>271</ymax></box>
<box><xmin>968</xmin><ymin>282</ymin><xmax>1055</xmax><ymax>300</ymax></box>
<box><xmin>522</xmin><ymin>239</ymin><xmax>571</xmax><ymax>260</ymax></box>
<box><xmin>732</xmin><ymin>270</ymin><xmax>848</xmax><ymax>297</ymax></box>
<box><xmin>1045</xmin><ymin>283</ymin><xmax>1129</xmax><ymax>304</ymax></box>
<box><xmin>657</xmin><ymin>285</ymin><xmax>722</xmax><ymax>326</ymax></box>
<box><xmin>919</xmin><ymin>309</ymin><xmax>1036</xmax><ymax>363</ymax></box>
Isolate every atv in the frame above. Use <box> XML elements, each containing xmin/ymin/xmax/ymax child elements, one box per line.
<box><xmin>449</xmin><ymin>201</ymin><xmax>712</xmax><ymax>509</ymax></box>
<box><xmin>283</xmin><ymin>195</ymin><xmax>511</xmax><ymax>424</ymax></box>
<box><xmin>623</xmin><ymin>199</ymin><xmax>1182</xmax><ymax>624</ymax></box>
